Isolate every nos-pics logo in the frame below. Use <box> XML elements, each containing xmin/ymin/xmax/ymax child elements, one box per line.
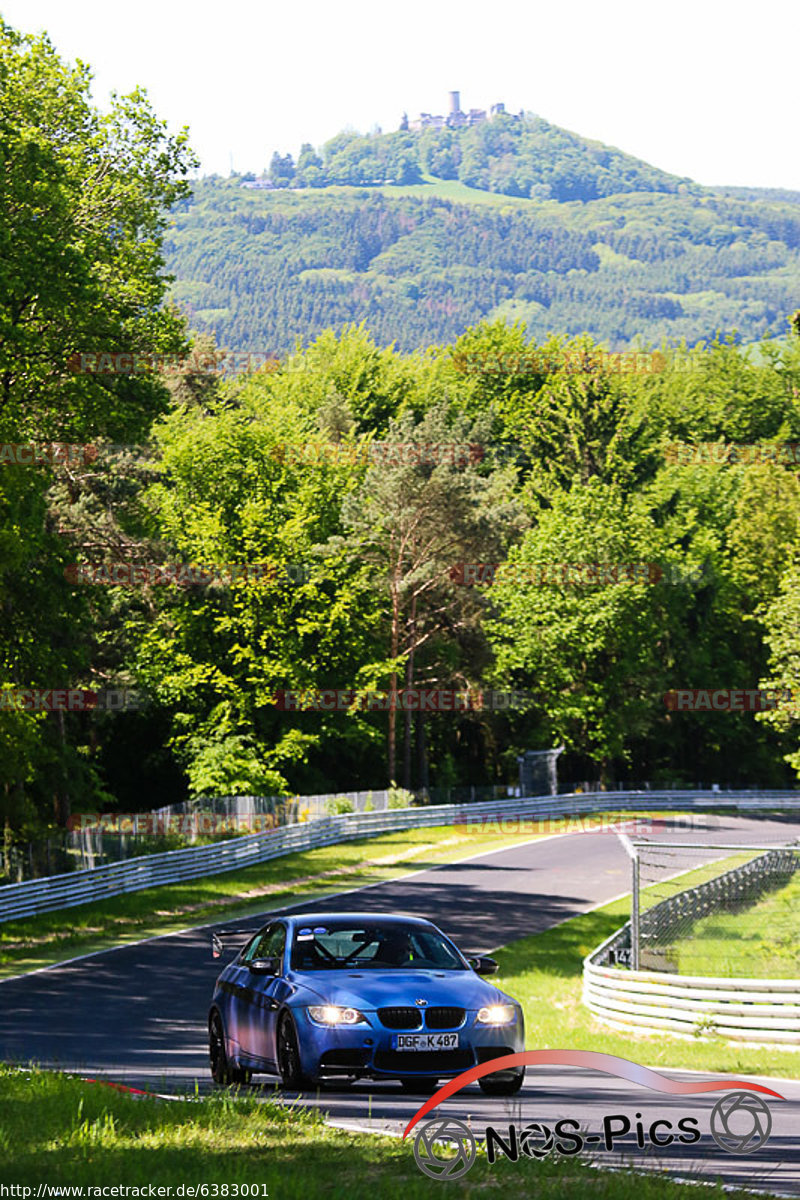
<box><xmin>414</xmin><ymin>1117</ymin><xmax>477</xmax><ymax>1181</ymax></box>
<box><xmin>405</xmin><ymin>1051</ymin><xmax>782</xmax><ymax>1181</ymax></box>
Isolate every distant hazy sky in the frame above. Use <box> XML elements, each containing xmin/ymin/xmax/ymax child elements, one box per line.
<box><xmin>2</xmin><ymin>0</ymin><xmax>798</xmax><ymax>190</ymax></box>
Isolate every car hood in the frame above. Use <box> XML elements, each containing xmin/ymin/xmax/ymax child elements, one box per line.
<box><xmin>295</xmin><ymin>969</ymin><xmax>512</xmax><ymax>1010</ymax></box>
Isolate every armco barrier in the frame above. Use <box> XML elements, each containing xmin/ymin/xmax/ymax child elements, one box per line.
<box><xmin>1</xmin><ymin>789</ymin><xmax>798</xmax><ymax>924</ymax></box>
<box><xmin>584</xmin><ymin>936</ymin><xmax>800</xmax><ymax>1045</ymax></box>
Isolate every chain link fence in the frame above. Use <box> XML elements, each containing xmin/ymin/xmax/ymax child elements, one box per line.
<box><xmin>624</xmin><ymin>839</ymin><xmax>800</xmax><ymax>976</ymax></box>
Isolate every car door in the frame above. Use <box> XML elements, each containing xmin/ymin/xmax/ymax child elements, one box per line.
<box><xmin>238</xmin><ymin>923</ymin><xmax>287</xmax><ymax>1065</ymax></box>
<box><xmin>218</xmin><ymin>931</ymin><xmax>263</xmax><ymax>1057</ymax></box>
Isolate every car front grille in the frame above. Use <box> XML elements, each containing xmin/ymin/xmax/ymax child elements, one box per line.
<box><xmin>378</xmin><ymin>1006</ymin><xmax>423</xmax><ymax>1030</ymax></box>
<box><xmin>425</xmin><ymin>1006</ymin><xmax>465</xmax><ymax>1030</ymax></box>
<box><xmin>374</xmin><ymin>1048</ymin><xmax>474</xmax><ymax>1073</ymax></box>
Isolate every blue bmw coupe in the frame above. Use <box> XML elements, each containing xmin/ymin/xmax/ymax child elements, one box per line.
<box><xmin>209</xmin><ymin>912</ymin><xmax>525</xmax><ymax>1094</ymax></box>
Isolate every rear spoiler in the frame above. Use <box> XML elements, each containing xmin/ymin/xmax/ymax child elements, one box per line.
<box><xmin>211</xmin><ymin>928</ymin><xmax>259</xmax><ymax>959</ymax></box>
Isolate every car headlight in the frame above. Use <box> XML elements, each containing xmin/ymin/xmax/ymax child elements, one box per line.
<box><xmin>476</xmin><ymin>1004</ymin><xmax>516</xmax><ymax>1025</ymax></box>
<box><xmin>307</xmin><ymin>1005</ymin><xmax>367</xmax><ymax>1026</ymax></box>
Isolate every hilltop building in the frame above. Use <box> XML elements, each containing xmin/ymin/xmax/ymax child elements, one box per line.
<box><xmin>408</xmin><ymin>92</ymin><xmax>517</xmax><ymax>132</ymax></box>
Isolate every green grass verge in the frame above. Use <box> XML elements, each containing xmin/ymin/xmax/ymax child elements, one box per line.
<box><xmin>675</xmin><ymin>870</ymin><xmax>800</xmax><ymax>978</ymax></box>
<box><xmin>0</xmin><ymin>1066</ymin><xmax>767</xmax><ymax>1196</ymax></box>
<box><xmin>493</xmin><ymin>894</ymin><xmax>800</xmax><ymax>1079</ymax></box>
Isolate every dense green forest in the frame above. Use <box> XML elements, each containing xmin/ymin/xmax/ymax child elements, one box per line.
<box><xmin>165</xmin><ymin>177</ymin><xmax>800</xmax><ymax>353</ymax></box>
<box><xmin>2</xmin><ymin>18</ymin><xmax>800</xmax><ymax>858</ymax></box>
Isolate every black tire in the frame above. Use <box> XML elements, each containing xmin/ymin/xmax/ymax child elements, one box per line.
<box><xmin>400</xmin><ymin>1077</ymin><xmax>440</xmax><ymax>1095</ymax></box>
<box><xmin>277</xmin><ymin>1013</ymin><xmax>313</xmax><ymax>1090</ymax></box>
<box><xmin>209</xmin><ymin>1011</ymin><xmax>252</xmax><ymax>1087</ymax></box>
<box><xmin>478</xmin><ymin>1069</ymin><xmax>525</xmax><ymax>1097</ymax></box>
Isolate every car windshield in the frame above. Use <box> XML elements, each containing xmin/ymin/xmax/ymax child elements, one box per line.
<box><xmin>290</xmin><ymin>923</ymin><xmax>467</xmax><ymax>971</ymax></box>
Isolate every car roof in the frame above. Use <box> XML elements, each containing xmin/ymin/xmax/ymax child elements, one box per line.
<box><xmin>283</xmin><ymin>912</ymin><xmax>437</xmax><ymax>928</ymax></box>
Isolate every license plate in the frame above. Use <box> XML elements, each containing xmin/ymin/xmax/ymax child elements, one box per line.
<box><xmin>392</xmin><ymin>1033</ymin><xmax>459</xmax><ymax>1051</ymax></box>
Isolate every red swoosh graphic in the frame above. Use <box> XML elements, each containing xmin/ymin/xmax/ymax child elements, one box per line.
<box><xmin>82</xmin><ymin>1077</ymin><xmax>155</xmax><ymax>1097</ymax></box>
<box><xmin>81</xmin><ymin>1077</ymin><xmax>176</xmax><ymax>1101</ymax></box>
<box><xmin>402</xmin><ymin>1050</ymin><xmax>785</xmax><ymax>1139</ymax></box>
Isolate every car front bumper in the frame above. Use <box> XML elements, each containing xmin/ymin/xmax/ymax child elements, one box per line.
<box><xmin>294</xmin><ymin>1009</ymin><xmax>525</xmax><ymax>1080</ymax></box>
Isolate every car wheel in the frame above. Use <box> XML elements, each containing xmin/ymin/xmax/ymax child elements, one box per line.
<box><xmin>478</xmin><ymin>1069</ymin><xmax>525</xmax><ymax>1096</ymax></box>
<box><xmin>277</xmin><ymin>1013</ymin><xmax>313</xmax><ymax>1091</ymax></box>
<box><xmin>209</xmin><ymin>1011</ymin><xmax>252</xmax><ymax>1087</ymax></box>
<box><xmin>400</xmin><ymin>1077</ymin><xmax>440</xmax><ymax>1095</ymax></box>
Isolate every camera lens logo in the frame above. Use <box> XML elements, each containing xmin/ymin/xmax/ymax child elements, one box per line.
<box><xmin>413</xmin><ymin>1117</ymin><xmax>477</xmax><ymax>1180</ymax></box>
<box><xmin>519</xmin><ymin>1121</ymin><xmax>555</xmax><ymax>1158</ymax></box>
<box><xmin>710</xmin><ymin>1092</ymin><xmax>772</xmax><ymax>1155</ymax></box>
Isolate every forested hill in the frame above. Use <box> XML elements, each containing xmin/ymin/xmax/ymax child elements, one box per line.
<box><xmin>164</xmin><ymin>121</ymin><xmax>800</xmax><ymax>354</ymax></box>
<box><xmin>262</xmin><ymin>114</ymin><xmax>694</xmax><ymax>201</ymax></box>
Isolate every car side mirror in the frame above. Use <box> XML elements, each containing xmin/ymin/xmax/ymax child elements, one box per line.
<box><xmin>248</xmin><ymin>956</ymin><xmax>280</xmax><ymax>975</ymax></box>
<box><xmin>469</xmin><ymin>955</ymin><xmax>498</xmax><ymax>975</ymax></box>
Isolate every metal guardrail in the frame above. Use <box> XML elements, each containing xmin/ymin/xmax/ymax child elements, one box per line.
<box><xmin>5</xmin><ymin>782</ymin><xmax>795</xmax><ymax>882</ymax></box>
<box><xmin>584</xmin><ymin>944</ymin><xmax>800</xmax><ymax>1045</ymax></box>
<box><xmin>584</xmin><ymin>843</ymin><xmax>800</xmax><ymax>1045</ymax></box>
<box><xmin>1</xmin><ymin>788</ymin><xmax>798</xmax><ymax>925</ymax></box>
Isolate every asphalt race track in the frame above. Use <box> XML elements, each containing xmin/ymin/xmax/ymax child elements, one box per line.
<box><xmin>2</xmin><ymin>812</ymin><xmax>799</xmax><ymax>1194</ymax></box>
